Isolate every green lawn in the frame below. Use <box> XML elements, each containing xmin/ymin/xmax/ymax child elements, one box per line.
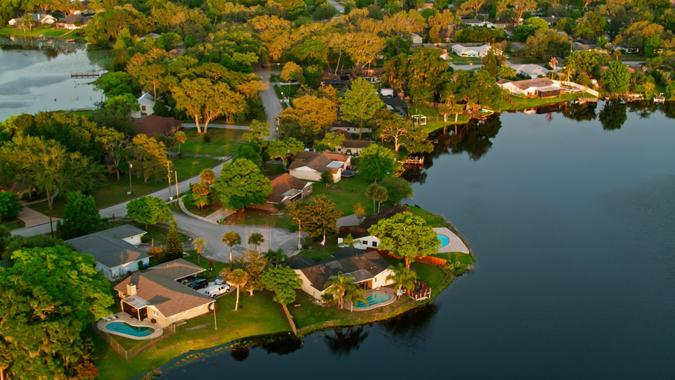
<box><xmin>0</xmin><ymin>219</ymin><xmax>25</xmax><ymax>230</ymax></box>
<box><xmin>310</xmin><ymin>176</ymin><xmax>375</xmax><ymax>216</ymax></box>
<box><xmin>0</xmin><ymin>26</ymin><xmax>81</xmax><ymax>39</ymax></box>
<box><xmin>94</xmin><ymin>259</ymin><xmax>290</xmax><ymax>380</ymax></box>
<box><xmin>174</xmin><ymin>129</ymin><xmax>246</xmax><ymax>157</ymax></box>
<box><xmin>499</xmin><ymin>93</ymin><xmax>584</xmax><ymax>111</ymax></box>
<box><xmin>298</xmin><ymin>239</ymin><xmax>338</xmax><ymax>261</ymax></box>
<box><xmin>30</xmin><ymin>157</ymin><xmax>219</xmax><ymax>218</ymax></box>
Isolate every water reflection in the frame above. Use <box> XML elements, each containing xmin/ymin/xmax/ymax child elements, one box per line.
<box><xmin>260</xmin><ymin>334</ymin><xmax>303</xmax><ymax>355</ymax></box>
<box><xmin>380</xmin><ymin>303</ymin><xmax>438</xmax><ymax>338</ymax></box>
<box><xmin>231</xmin><ymin>347</ymin><xmax>250</xmax><ymax>361</ymax></box>
<box><xmin>323</xmin><ymin>327</ymin><xmax>369</xmax><ymax>356</ymax></box>
<box><xmin>599</xmin><ymin>101</ymin><xmax>627</xmax><ymax>130</ymax></box>
<box><xmin>562</xmin><ymin>101</ymin><xmax>597</xmax><ymax>121</ymax></box>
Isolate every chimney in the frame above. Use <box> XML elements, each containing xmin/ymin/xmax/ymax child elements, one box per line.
<box><xmin>126</xmin><ymin>283</ymin><xmax>137</xmax><ymax>296</ymax></box>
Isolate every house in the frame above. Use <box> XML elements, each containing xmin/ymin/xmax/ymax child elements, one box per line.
<box><xmin>132</xmin><ymin>92</ymin><xmax>155</xmax><ymax>118</ymax></box>
<box><xmin>114</xmin><ymin>259</ymin><xmax>214</xmax><ymax>327</ymax></box>
<box><xmin>267</xmin><ymin>173</ymin><xmax>313</xmax><ymax>205</ymax></box>
<box><xmin>55</xmin><ymin>14</ymin><xmax>88</xmax><ymax>30</ymax></box>
<box><xmin>338</xmin><ymin>205</ymin><xmax>407</xmax><ymax>250</ymax></box>
<box><xmin>65</xmin><ymin>225</ymin><xmax>149</xmax><ymax>281</ymax></box>
<box><xmin>451</xmin><ymin>43</ymin><xmax>498</xmax><ymax>58</ymax></box>
<box><xmin>461</xmin><ymin>19</ymin><xmax>496</xmax><ymax>28</ymax></box>
<box><xmin>331</xmin><ymin>120</ymin><xmax>372</xmax><ymax>135</ymax></box>
<box><xmin>499</xmin><ymin>78</ymin><xmax>562</xmax><ymax>97</ymax></box>
<box><xmin>334</xmin><ymin>139</ymin><xmax>371</xmax><ymax>156</ymax></box>
<box><xmin>508</xmin><ymin>63</ymin><xmax>551</xmax><ymax>78</ymax></box>
<box><xmin>8</xmin><ymin>13</ymin><xmax>56</xmax><ymax>26</ymax></box>
<box><xmin>289</xmin><ymin>151</ymin><xmax>351</xmax><ymax>182</ymax></box>
<box><xmin>293</xmin><ymin>249</ymin><xmax>395</xmax><ymax>301</ymax></box>
<box><xmin>411</xmin><ymin>33</ymin><xmax>424</xmax><ymax>45</ymax></box>
<box><xmin>132</xmin><ymin>115</ymin><xmax>182</xmax><ymax>137</ymax></box>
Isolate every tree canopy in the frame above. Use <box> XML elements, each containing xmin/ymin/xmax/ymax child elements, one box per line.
<box><xmin>126</xmin><ymin>196</ymin><xmax>173</xmax><ymax>226</ymax></box>
<box><xmin>368</xmin><ymin>211</ymin><xmax>439</xmax><ymax>269</ymax></box>
<box><xmin>213</xmin><ymin>158</ymin><xmax>271</xmax><ymax>211</ymax></box>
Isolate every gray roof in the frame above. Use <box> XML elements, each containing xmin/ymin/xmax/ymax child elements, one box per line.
<box><xmin>149</xmin><ymin>258</ymin><xmax>205</xmax><ymax>281</ymax></box>
<box><xmin>299</xmin><ymin>250</ymin><xmax>389</xmax><ymax>291</ymax></box>
<box><xmin>65</xmin><ymin>225</ymin><xmax>147</xmax><ymax>268</ymax></box>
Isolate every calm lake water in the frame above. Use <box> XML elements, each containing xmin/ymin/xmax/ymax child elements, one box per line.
<box><xmin>0</xmin><ymin>39</ymin><xmax>105</xmax><ymax>121</ymax></box>
<box><xmin>163</xmin><ymin>102</ymin><xmax>675</xmax><ymax>379</ymax></box>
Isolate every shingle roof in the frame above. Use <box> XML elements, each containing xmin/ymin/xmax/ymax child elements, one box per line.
<box><xmin>288</xmin><ymin>151</ymin><xmax>348</xmax><ymax>172</ymax></box>
<box><xmin>65</xmin><ymin>225</ymin><xmax>147</xmax><ymax>268</ymax></box>
<box><xmin>507</xmin><ymin>78</ymin><xmax>556</xmax><ymax>90</ymax></box>
<box><xmin>268</xmin><ymin>173</ymin><xmax>311</xmax><ymax>203</ymax></box>
<box><xmin>338</xmin><ymin>205</ymin><xmax>408</xmax><ymax>238</ymax></box>
<box><xmin>341</xmin><ymin>140</ymin><xmax>371</xmax><ymax>149</ymax></box>
<box><xmin>299</xmin><ymin>250</ymin><xmax>389</xmax><ymax>291</ymax></box>
<box><xmin>114</xmin><ymin>261</ymin><xmax>212</xmax><ymax>317</ymax></box>
<box><xmin>148</xmin><ymin>258</ymin><xmax>205</xmax><ymax>281</ymax></box>
<box><xmin>132</xmin><ymin>115</ymin><xmax>181</xmax><ymax>137</ymax></box>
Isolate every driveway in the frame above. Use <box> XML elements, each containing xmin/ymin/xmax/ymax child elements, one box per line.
<box><xmin>172</xmin><ymin>211</ymin><xmax>301</xmax><ymax>262</ymax></box>
<box><xmin>255</xmin><ymin>67</ymin><xmax>282</xmax><ymax>139</ymax></box>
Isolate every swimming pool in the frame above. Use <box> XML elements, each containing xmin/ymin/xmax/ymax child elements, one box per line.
<box><xmin>105</xmin><ymin>321</ymin><xmax>154</xmax><ymax>337</ymax></box>
<box><xmin>354</xmin><ymin>291</ymin><xmax>393</xmax><ymax>309</ymax></box>
<box><xmin>437</xmin><ymin>234</ymin><xmax>450</xmax><ymax>248</ymax></box>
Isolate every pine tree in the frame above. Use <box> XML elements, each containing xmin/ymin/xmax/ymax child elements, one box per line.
<box><xmin>165</xmin><ymin>220</ymin><xmax>182</xmax><ymax>259</ymax></box>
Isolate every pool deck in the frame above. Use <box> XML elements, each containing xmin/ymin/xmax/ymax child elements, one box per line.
<box><xmin>96</xmin><ymin>312</ymin><xmax>163</xmax><ymax>340</ymax></box>
<box><xmin>434</xmin><ymin>227</ymin><xmax>470</xmax><ymax>254</ymax></box>
<box><xmin>348</xmin><ymin>288</ymin><xmax>397</xmax><ymax>312</ymax></box>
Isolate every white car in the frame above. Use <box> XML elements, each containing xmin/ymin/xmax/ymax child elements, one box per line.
<box><xmin>198</xmin><ymin>283</ymin><xmax>231</xmax><ymax>298</ymax></box>
<box><xmin>380</xmin><ymin>88</ymin><xmax>394</xmax><ymax>98</ymax></box>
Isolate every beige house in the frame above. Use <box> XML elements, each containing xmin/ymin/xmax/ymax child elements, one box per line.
<box><xmin>267</xmin><ymin>173</ymin><xmax>313</xmax><ymax>205</ymax></box>
<box><xmin>294</xmin><ymin>249</ymin><xmax>395</xmax><ymax>301</ymax></box>
<box><xmin>114</xmin><ymin>259</ymin><xmax>214</xmax><ymax>328</ymax></box>
<box><xmin>499</xmin><ymin>78</ymin><xmax>562</xmax><ymax>97</ymax></box>
<box><xmin>334</xmin><ymin>139</ymin><xmax>371</xmax><ymax>156</ymax></box>
<box><xmin>289</xmin><ymin>151</ymin><xmax>351</xmax><ymax>182</ymax></box>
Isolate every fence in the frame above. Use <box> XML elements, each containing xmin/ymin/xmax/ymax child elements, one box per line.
<box><xmin>99</xmin><ymin>323</ymin><xmax>177</xmax><ymax>360</ymax></box>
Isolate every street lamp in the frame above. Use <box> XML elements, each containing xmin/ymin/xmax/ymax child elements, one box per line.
<box><xmin>127</xmin><ymin>162</ymin><xmax>133</xmax><ymax>195</ymax></box>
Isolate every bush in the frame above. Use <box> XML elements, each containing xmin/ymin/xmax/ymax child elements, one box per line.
<box><xmin>312</xmin><ymin>4</ymin><xmax>337</xmax><ymax>20</ymax></box>
<box><xmin>0</xmin><ymin>191</ymin><xmax>22</xmax><ymax>222</ymax></box>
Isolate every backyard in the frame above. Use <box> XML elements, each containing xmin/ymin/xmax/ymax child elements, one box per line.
<box><xmin>174</xmin><ymin>128</ymin><xmax>246</xmax><ymax>157</ymax></box>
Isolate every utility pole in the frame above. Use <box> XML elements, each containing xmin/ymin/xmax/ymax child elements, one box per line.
<box><xmin>166</xmin><ymin>161</ymin><xmax>173</xmax><ymax>199</ymax></box>
<box><xmin>174</xmin><ymin>170</ymin><xmax>179</xmax><ymax>199</ymax></box>
<box><xmin>127</xmin><ymin>162</ymin><xmax>133</xmax><ymax>195</ymax></box>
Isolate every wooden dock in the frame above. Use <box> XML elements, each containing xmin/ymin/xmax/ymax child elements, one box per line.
<box><xmin>404</xmin><ymin>156</ymin><xmax>424</xmax><ymax>166</ymax></box>
<box><xmin>71</xmin><ymin>71</ymin><xmax>105</xmax><ymax>78</ymax></box>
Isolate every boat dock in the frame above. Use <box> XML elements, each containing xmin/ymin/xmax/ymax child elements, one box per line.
<box><xmin>71</xmin><ymin>71</ymin><xmax>106</xmax><ymax>78</ymax></box>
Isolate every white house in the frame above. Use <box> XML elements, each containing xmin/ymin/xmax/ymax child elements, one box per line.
<box><xmin>508</xmin><ymin>63</ymin><xmax>551</xmax><ymax>78</ymax></box>
<box><xmin>451</xmin><ymin>43</ymin><xmax>498</xmax><ymax>58</ymax></box>
<box><xmin>499</xmin><ymin>78</ymin><xmax>562</xmax><ymax>97</ymax></box>
<box><xmin>294</xmin><ymin>250</ymin><xmax>395</xmax><ymax>301</ymax></box>
<box><xmin>289</xmin><ymin>151</ymin><xmax>351</xmax><ymax>183</ymax></box>
<box><xmin>337</xmin><ymin>205</ymin><xmax>407</xmax><ymax>249</ymax></box>
<box><xmin>334</xmin><ymin>139</ymin><xmax>371</xmax><ymax>156</ymax></box>
<box><xmin>132</xmin><ymin>92</ymin><xmax>155</xmax><ymax>119</ymax></box>
<box><xmin>114</xmin><ymin>259</ymin><xmax>214</xmax><ymax>328</ymax></box>
<box><xmin>461</xmin><ymin>19</ymin><xmax>496</xmax><ymax>28</ymax></box>
<box><xmin>8</xmin><ymin>13</ymin><xmax>56</xmax><ymax>26</ymax></box>
<box><xmin>66</xmin><ymin>225</ymin><xmax>149</xmax><ymax>281</ymax></box>
<box><xmin>410</xmin><ymin>33</ymin><xmax>423</xmax><ymax>45</ymax></box>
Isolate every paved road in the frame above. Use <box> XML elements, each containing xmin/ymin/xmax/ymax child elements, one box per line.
<box><xmin>255</xmin><ymin>66</ymin><xmax>282</xmax><ymax>139</ymax></box>
<box><xmin>182</xmin><ymin>123</ymin><xmax>249</xmax><ymax>131</ymax></box>
<box><xmin>172</xmin><ymin>211</ymin><xmax>301</xmax><ymax>261</ymax></box>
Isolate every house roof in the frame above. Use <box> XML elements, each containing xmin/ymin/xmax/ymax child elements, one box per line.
<box><xmin>114</xmin><ymin>260</ymin><xmax>212</xmax><ymax>317</ymax></box>
<box><xmin>340</xmin><ymin>139</ymin><xmax>371</xmax><ymax>149</ymax></box>
<box><xmin>132</xmin><ymin>115</ymin><xmax>181</xmax><ymax>137</ymax></box>
<box><xmin>148</xmin><ymin>258</ymin><xmax>205</xmax><ymax>281</ymax></box>
<box><xmin>452</xmin><ymin>43</ymin><xmax>492</xmax><ymax>54</ymax></box>
<box><xmin>289</xmin><ymin>151</ymin><xmax>349</xmax><ymax>172</ymax></box>
<box><xmin>60</xmin><ymin>14</ymin><xmax>87</xmax><ymax>24</ymax></box>
<box><xmin>268</xmin><ymin>173</ymin><xmax>311</xmax><ymax>203</ymax></box>
<box><xmin>65</xmin><ymin>225</ymin><xmax>148</xmax><ymax>268</ymax></box>
<box><xmin>299</xmin><ymin>250</ymin><xmax>389</xmax><ymax>291</ymax></box>
<box><xmin>504</xmin><ymin>78</ymin><xmax>557</xmax><ymax>91</ymax></box>
<box><xmin>508</xmin><ymin>63</ymin><xmax>550</xmax><ymax>77</ymax></box>
<box><xmin>338</xmin><ymin>205</ymin><xmax>408</xmax><ymax>238</ymax></box>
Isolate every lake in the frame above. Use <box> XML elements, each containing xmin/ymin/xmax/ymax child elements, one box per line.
<box><xmin>163</xmin><ymin>102</ymin><xmax>675</xmax><ymax>379</ymax></box>
<box><xmin>0</xmin><ymin>38</ymin><xmax>105</xmax><ymax>121</ymax></box>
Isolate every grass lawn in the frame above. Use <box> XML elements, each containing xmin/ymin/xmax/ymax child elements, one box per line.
<box><xmin>408</xmin><ymin>103</ymin><xmax>471</xmax><ymax>134</ymax></box>
<box><xmin>310</xmin><ymin>176</ymin><xmax>375</xmax><ymax>216</ymax></box>
<box><xmin>94</xmin><ymin>250</ymin><xmax>290</xmax><ymax>380</ymax></box>
<box><xmin>31</xmin><ymin>157</ymin><xmax>219</xmax><ymax>218</ymax></box>
<box><xmin>225</xmin><ymin>209</ymin><xmax>295</xmax><ymax>230</ymax></box>
<box><xmin>0</xmin><ymin>219</ymin><xmax>25</xmax><ymax>230</ymax></box>
<box><xmin>172</xmin><ymin>157</ymin><xmax>221</xmax><ymax>181</ymax></box>
<box><xmin>298</xmin><ymin>239</ymin><xmax>338</xmax><ymax>261</ymax></box>
<box><xmin>175</xmin><ymin>129</ymin><xmax>246</xmax><ymax>157</ymax></box>
<box><xmin>499</xmin><ymin>92</ymin><xmax>583</xmax><ymax>111</ymax></box>
<box><xmin>0</xmin><ymin>26</ymin><xmax>81</xmax><ymax>39</ymax></box>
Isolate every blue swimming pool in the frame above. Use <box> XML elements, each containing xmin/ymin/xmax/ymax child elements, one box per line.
<box><xmin>437</xmin><ymin>234</ymin><xmax>450</xmax><ymax>247</ymax></box>
<box><xmin>355</xmin><ymin>292</ymin><xmax>393</xmax><ymax>308</ymax></box>
<box><xmin>106</xmin><ymin>321</ymin><xmax>154</xmax><ymax>337</ymax></box>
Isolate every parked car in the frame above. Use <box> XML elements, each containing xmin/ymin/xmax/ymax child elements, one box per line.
<box><xmin>380</xmin><ymin>88</ymin><xmax>394</xmax><ymax>97</ymax></box>
<box><xmin>198</xmin><ymin>284</ymin><xmax>231</xmax><ymax>298</ymax></box>
<box><xmin>187</xmin><ymin>278</ymin><xmax>208</xmax><ymax>290</ymax></box>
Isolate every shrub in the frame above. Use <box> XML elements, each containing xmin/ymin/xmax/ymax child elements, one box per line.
<box><xmin>0</xmin><ymin>191</ymin><xmax>22</xmax><ymax>222</ymax></box>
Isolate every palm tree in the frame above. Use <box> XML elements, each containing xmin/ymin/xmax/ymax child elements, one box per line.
<box><xmin>248</xmin><ymin>232</ymin><xmax>264</xmax><ymax>252</ymax></box>
<box><xmin>323</xmin><ymin>273</ymin><xmax>355</xmax><ymax>309</ymax></box>
<box><xmin>366</xmin><ymin>183</ymin><xmax>388</xmax><ymax>212</ymax></box>
<box><xmin>222</xmin><ymin>231</ymin><xmax>241</xmax><ymax>262</ymax></box>
<box><xmin>343</xmin><ymin>283</ymin><xmax>366</xmax><ymax>312</ymax></box>
<box><xmin>223</xmin><ymin>268</ymin><xmax>249</xmax><ymax>311</ymax></box>
<box><xmin>264</xmin><ymin>248</ymin><xmax>286</xmax><ymax>267</ymax></box>
<box><xmin>387</xmin><ymin>264</ymin><xmax>417</xmax><ymax>297</ymax></box>
<box><xmin>193</xmin><ymin>237</ymin><xmax>206</xmax><ymax>263</ymax></box>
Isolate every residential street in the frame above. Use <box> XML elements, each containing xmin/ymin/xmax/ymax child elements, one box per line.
<box><xmin>255</xmin><ymin>66</ymin><xmax>282</xmax><ymax>139</ymax></box>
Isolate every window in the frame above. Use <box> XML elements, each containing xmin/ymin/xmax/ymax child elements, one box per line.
<box><xmin>372</xmin><ymin>241</ymin><xmax>377</xmax><ymax>247</ymax></box>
